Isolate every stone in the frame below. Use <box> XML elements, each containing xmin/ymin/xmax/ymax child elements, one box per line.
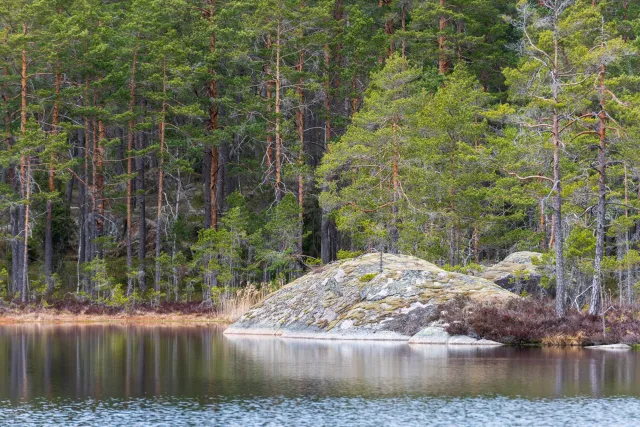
<box><xmin>585</xmin><ymin>344</ymin><xmax>632</xmax><ymax>350</ymax></box>
<box><xmin>225</xmin><ymin>253</ymin><xmax>516</xmax><ymax>344</ymax></box>
<box><xmin>481</xmin><ymin>251</ymin><xmax>545</xmax><ymax>296</ymax></box>
<box><xmin>408</xmin><ymin>326</ymin><xmax>503</xmax><ymax>346</ymax></box>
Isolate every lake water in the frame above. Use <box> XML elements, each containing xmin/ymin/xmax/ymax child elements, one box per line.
<box><xmin>1</xmin><ymin>325</ymin><xmax>639</xmax><ymax>426</ymax></box>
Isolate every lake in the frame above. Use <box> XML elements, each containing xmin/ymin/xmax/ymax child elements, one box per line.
<box><xmin>0</xmin><ymin>324</ymin><xmax>639</xmax><ymax>426</ymax></box>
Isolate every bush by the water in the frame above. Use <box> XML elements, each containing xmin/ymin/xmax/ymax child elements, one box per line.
<box><xmin>441</xmin><ymin>297</ymin><xmax>640</xmax><ymax>346</ymax></box>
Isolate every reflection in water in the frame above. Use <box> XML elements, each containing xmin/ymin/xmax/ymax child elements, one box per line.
<box><xmin>224</xmin><ymin>335</ymin><xmax>640</xmax><ymax>398</ymax></box>
<box><xmin>1</xmin><ymin>324</ymin><xmax>640</xmax><ymax>403</ymax></box>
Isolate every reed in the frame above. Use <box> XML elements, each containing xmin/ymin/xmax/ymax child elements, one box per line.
<box><xmin>217</xmin><ymin>284</ymin><xmax>273</xmax><ymax>322</ymax></box>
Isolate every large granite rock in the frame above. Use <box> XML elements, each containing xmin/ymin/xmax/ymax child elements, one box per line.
<box><xmin>482</xmin><ymin>251</ymin><xmax>545</xmax><ymax>296</ymax></box>
<box><xmin>225</xmin><ymin>253</ymin><xmax>515</xmax><ymax>343</ymax></box>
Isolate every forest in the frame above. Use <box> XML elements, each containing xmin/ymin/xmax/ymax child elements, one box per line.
<box><xmin>0</xmin><ymin>0</ymin><xmax>639</xmax><ymax>317</ymax></box>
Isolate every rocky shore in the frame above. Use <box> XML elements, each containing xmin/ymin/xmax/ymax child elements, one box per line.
<box><xmin>225</xmin><ymin>253</ymin><xmax>516</xmax><ymax>344</ymax></box>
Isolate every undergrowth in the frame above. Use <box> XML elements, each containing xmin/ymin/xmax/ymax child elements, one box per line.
<box><xmin>1</xmin><ymin>284</ymin><xmax>275</xmax><ymax>322</ymax></box>
<box><xmin>440</xmin><ymin>296</ymin><xmax>640</xmax><ymax>346</ymax></box>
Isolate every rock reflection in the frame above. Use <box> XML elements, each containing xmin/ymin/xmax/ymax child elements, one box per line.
<box><xmin>1</xmin><ymin>325</ymin><xmax>639</xmax><ymax>403</ymax></box>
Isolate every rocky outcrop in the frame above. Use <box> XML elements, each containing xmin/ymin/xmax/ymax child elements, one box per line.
<box><xmin>225</xmin><ymin>253</ymin><xmax>515</xmax><ymax>343</ymax></box>
<box><xmin>585</xmin><ymin>344</ymin><xmax>632</xmax><ymax>351</ymax></box>
<box><xmin>481</xmin><ymin>251</ymin><xmax>545</xmax><ymax>296</ymax></box>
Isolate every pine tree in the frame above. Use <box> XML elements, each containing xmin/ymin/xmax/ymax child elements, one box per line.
<box><xmin>319</xmin><ymin>55</ymin><xmax>424</xmax><ymax>253</ymax></box>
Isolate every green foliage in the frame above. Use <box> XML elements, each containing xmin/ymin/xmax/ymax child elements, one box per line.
<box><xmin>82</xmin><ymin>258</ymin><xmax>119</xmax><ymax>299</ymax></box>
<box><xmin>337</xmin><ymin>250</ymin><xmax>364</xmax><ymax>260</ymax></box>
<box><xmin>0</xmin><ymin>0</ymin><xmax>639</xmax><ymax>311</ymax></box>
<box><xmin>359</xmin><ymin>273</ymin><xmax>377</xmax><ymax>283</ymax></box>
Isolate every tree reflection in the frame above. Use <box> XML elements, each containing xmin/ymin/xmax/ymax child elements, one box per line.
<box><xmin>0</xmin><ymin>326</ymin><xmax>639</xmax><ymax>403</ymax></box>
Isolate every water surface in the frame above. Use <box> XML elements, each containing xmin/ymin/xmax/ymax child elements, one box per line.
<box><xmin>1</xmin><ymin>325</ymin><xmax>639</xmax><ymax>425</ymax></box>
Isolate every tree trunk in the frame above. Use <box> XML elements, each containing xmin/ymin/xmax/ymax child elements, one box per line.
<box><xmin>45</xmin><ymin>70</ymin><xmax>62</xmax><ymax>294</ymax></box>
<box><xmin>203</xmin><ymin>146</ymin><xmax>212</xmax><ymax>229</ymax></box>
<box><xmin>320</xmin><ymin>42</ymin><xmax>335</xmax><ymax>264</ymax></box>
<box><xmin>401</xmin><ymin>5</ymin><xmax>406</xmax><ymax>59</ymax></box>
<box><xmin>155</xmin><ymin>58</ymin><xmax>167</xmax><ymax>296</ymax></box>
<box><xmin>589</xmin><ymin>63</ymin><xmax>607</xmax><ymax>316</ymax></box>
<box><xmin>265</xmin><ymin>33</ymin><xmax>274</xmax><ymax>177</ymax></box>
<box><xmin>20</xmin><ymin>158</ymin><xmax>31</xmax><ymax>303</ymax></box>
<box><xmin>77</xmin><ymin>124</ymin><xmax>86</xmax><ymax>293</ymax></box>
<box><xmin>551</xmin><ymin>17</ymin><xmax>566</xmax><ymax>317</ymax></box>
<box><xmin>274</xmin><ymin>20</ymin><xmax>283</xmax><ymax>202</ymax></box>
<box><xmin>390</xmin><ymin>120</ymin><xmax>399</xmax><ymax>253</ymax></box>
<box><xmin>90</xmin><ymin>110</ymin><xmax>98</xmax><ymax>274</ymax></box>
<box><xmin>19</xmin><ymin>31</ymin><xmax>29</xmax><ymax>302</ymax></box>
<box><xmin>5</xmin><ymin>65</ymin><xmax>21</xmax><ymax>296</ymax></box>
<box><xmin>83</xmin><ymin>89</ymin><xmax>92</xmax><ymax>289</ymax></box>
<box><xmin>438</xmin><ymin>0</ymin><xmax>448</xmax><ymax>74</ymax></box>
<box><xmin>552</xmin><ymin>121</ymin><xmax>566</xmax><ymax>316</ymax></box>
<box><xmin>204</xmin><ymin>1</ymin><xmax>219</xmax><ymax>230</ymax></box>
<box><xmin>96</xmin><ymin>117</ymin><xmax>105</xmax><ymax>260</ymax></box>
<box><xmin>297</xmin><ymin>50</ymin><xmax>304</xmax><ymax>258</ymax></box>
<box><xmin>126</xmin><ymin>49</ymin><xmax>137</xmax><ymax>296</ymax></box>
<box><xmin>137</xmin><ymin>131</ymin><xmax>147</xmax><ymax>293</ymax></box>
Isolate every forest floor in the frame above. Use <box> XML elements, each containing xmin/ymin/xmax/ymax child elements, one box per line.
<box><xmin>0</xmin><ymin>301</ymin><xmax>233</xmax><ymax>325</ymax></box>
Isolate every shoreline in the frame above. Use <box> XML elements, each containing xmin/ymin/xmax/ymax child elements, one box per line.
<box><xmin>0</xmin><ymin>309</ymin><xmax>232</xmax><ymax>326</ymax></box>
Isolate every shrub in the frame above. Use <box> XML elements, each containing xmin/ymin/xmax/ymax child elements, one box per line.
<box><xmin>337</xmin><ymin>249</ymin><xmax>364</xmax><ymax>260</ymax></box>
<box><xmin>441</xmin><ymin>297</ymin><xmax>640</xmax><ymax>346</ymax></box>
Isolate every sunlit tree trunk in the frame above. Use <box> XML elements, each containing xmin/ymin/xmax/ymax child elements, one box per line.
<box><xmin>19</xmin><ymin>26</ymin><xmax>29</xmax><ymax>302</ymax></box>
<box><xmin>274</xmin><ymin>19</ymin><xmax>283</xmax><ymax>202</ymax></box>
<box><xmin>126</xmin><ymin>49</ymin><xmax>137</xmax><ymax>296</ymax></box>
<box><xmin>589</xmin><ymin>63</ymin><xmax>607</xmax><ymax>316</ymax></box>
<box><xmin>155</xmin><ymin>58</ymin><xmax>167</xmax><ymax>296</ymax></box>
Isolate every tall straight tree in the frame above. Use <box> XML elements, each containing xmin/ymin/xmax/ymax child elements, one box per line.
<box><xmin>503</xmin><ymin>0</ymin><xmax>589</xmax><ymax>316</ymax></box>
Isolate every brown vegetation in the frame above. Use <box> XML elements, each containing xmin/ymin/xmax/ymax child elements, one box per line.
<box><xmin>0</xmin><ymin>285</ymin><xmax>272</xmax><ymax>325</ymax></box>
<box><xmin>441</xmin><ymin>297</ymin><xmax>640</xmax><ymax>346</ymax></box>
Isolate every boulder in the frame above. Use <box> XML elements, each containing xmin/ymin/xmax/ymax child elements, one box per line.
<box><xmin>482</xmin><ymin>251</ymin><xmax>545</xmax><ymax>296</ymax></box>
<box><xmin>585</xmin><ymin>344</ymin><xmax>632</xmax><ymax>351</ymax></box>
<box><xmin>225</xmin><ymin>253</ymin><xmax>515</xmax><ymax>343</ymax></box>
<box><xmin>408</xmin><ymin>326</ymin><xmax>502</xmax><ymax>345</ymax></box>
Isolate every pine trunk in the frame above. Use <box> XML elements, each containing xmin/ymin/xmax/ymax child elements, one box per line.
<box><xmin>390</xmin><ymin>120</ymin><xmax>399</xmax><ymax>253</ymax></box>
<box><xmin>45</xmin><ymin>71</ymin><xmax>61</xmax><ymax>294</ymax></box>
<box><xmin>155</xmin><ymin>58</ymin><xmax>167</xmax><ymax>295</ymax></box>
<box><xmin>205</xmin><ymin>1</ymin><xmax>219</xmax><ymax>231</ymax></box>
<box><xmin>551</xmin><ymin>19</ymin><xmax>566</xmax><ymax>317</ymax></box>
<box><xmin>274</xmin><ymin>20</ymin><xmax>283</xmax><ymax>202</ymax></box>
<box><xmin>297</xmin><ymin>50</ymin><xmax>304</xmax><ymax>258</ymax></box>
<box><xmin>19</xmin><ymin>33</ymin><xmax>29</xmax><ymax>302</ymax></box>
<box><xmin>137</xmin><ymin>131</ymin><xmax>147</xmax><ymax>293</ymax></box>
<box><xmin>126</xmin><ymin>50</ymin><xmax>137</xmax><ymax>296</ymax></box>
<box><xmin>589</xmin><ymin>63</ymin><xmax>607</xmax><ymax>316</ymax></box>
<box><xmin>438</xmin><ymin>0</ymin><xmax>448</xmax><ymax>74</ymax></box>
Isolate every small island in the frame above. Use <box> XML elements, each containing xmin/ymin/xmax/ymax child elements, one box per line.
<box><xmin>227</xmin><ymin>252</ymin><xmax>640</xmax><ymax>348</ymax></box>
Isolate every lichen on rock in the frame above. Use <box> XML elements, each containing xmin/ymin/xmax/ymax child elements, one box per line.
<box><xmin>481</xmin><ymin>251</ymin><xmax>545</xmax><ymax>296</ymax></box>
<box><xmin>224</xmin><ymin>253</ymin><xmax>516</xmax><ymax>343</ymax></box>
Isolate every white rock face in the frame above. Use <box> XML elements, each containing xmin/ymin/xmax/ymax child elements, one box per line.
<box><xmin>225</xmin><ymin>253</ymin><xmax>516</xmax><ymax>344</ymax></box>
<box><xmin>585</xmin><ymin>344</ymin><xmax>632</xmax><ymax>350</ymax></box>
<box><xmin>408</xmin><ymin>326</ymin><xmax>502</xmax><ymax>346</ymax></box>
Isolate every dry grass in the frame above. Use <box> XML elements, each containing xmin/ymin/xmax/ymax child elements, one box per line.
<box><xmin>216</xmin><ymin>284</ymin><xmax>273</xmax><ymax>322</ymax></box>
<box><xmin>0</xmin><ymin>310</ymin><xmax>225</xmax><ymax>325</ymax></box>
<box><xmin>540</xmin><ymin>332</ymin><xmax>585</xmax><ymax>347</ymax></box>
<box><xmin>0</xmin><ymin>283</ymin><xmax>275</xmax><ymax>325</ymax></box>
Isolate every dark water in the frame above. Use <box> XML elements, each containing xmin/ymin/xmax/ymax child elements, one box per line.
<box><xmin>1</xmin><ymin>325</ymin><xmax>640</xmax><ymax>426</ymax></box>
